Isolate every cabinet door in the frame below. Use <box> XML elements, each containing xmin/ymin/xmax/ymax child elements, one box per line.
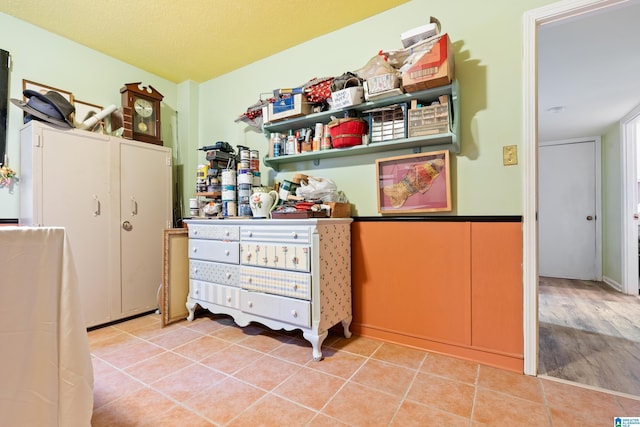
<box><xmin>119</xmin><ymin>141</ymin><xmax>172</xmax><ymax>315</ymax></box>
<box><xmin>40</xmin><ymin>126</ymin><xmax>113</xmax><ymax>327</ymax></box>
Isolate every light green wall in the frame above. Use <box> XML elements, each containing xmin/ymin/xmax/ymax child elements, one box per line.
<box><xmin>0</xmin><ymin>12</ymin><xmax>178</xmax><ymax>219</ymax></box>
<box><xmin>601</xmin><ymin>122</ymin><xmax>622</xmax><ymax>284</ymax></box>
<box><xmin>195</xmin><ymin>0</ymin><xmax>554</xmax><ymax>216</ymax></box>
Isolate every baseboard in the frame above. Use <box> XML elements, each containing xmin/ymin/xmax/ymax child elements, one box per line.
<box><xmin>602</xmin><ymin>275</ymin><xmax>622</xmax><ymax>292</ymax></box>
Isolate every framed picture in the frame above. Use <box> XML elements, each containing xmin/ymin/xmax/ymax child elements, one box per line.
<box><xmin>161</xmin><ymin>229</ymin><xmax>189</xmax><ymax>327</ymax></box>
<box><xmin>376</xmin><ymin>150</ymin><xmax>451</xmax><ymax>214</ymax></box>
<box><xmin>73</xmin><ymin>99</ymin><xmax>103</xmax><ymax>124</ymax></box>
<box><xmin>22</xmin><ymin>79</ymin><xmax>73</xmax><ymax>103</ymax></box>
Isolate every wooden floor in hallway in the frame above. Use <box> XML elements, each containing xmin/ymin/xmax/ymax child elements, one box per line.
<box><xmin>538</xmin><ymin>276</ymin><xmax>640</xmax><ymax>397</ymax></box>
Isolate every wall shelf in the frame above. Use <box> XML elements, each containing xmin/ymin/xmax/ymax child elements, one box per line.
<box><xmin>262</xmin><ymin>80</ymin><xmax>459</xmax><ymax>171</ymax></box>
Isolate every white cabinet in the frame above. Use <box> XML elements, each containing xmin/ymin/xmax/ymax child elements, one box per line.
<box><xmin>19</xmin><ymin>121</ymin><xmax>173</xmax><ymax>328</ymax></box>
<box><xmin>185</xmin><ymin>218</ymin><xmax>353</xmax><ymax>360</ymax></box>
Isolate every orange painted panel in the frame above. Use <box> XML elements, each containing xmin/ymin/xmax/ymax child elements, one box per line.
<box><xmin>470</xmin><ymin>222</ymin><xmax>523</xmax><ymax>355</ymax></box>
<box><xmin>352</xmin><ymin>221</ymin><xmax>471</xmax><ymax>345</ymax></box>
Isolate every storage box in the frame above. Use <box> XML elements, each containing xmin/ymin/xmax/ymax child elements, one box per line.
<box><xmin>402</xmin><ymin>33</ymin><xmax>454</xmax><ymax>93</ymax></box>
<box><xmin>366</xmin><ymin>73</ymin><xmax>400</xmax><ymax>95</ymax></box>
<box><xmin>365</xmin><ymin>104</ymin><xmax>407</xmax><ymax>142</ymax></box>
<box><xmin>331</xmin><ymin>86</ymin><xmax>364</xmax><ymax>110</ymax></box>
<box><xmin>267</xmin><ymin>93</ymin><xmax>312</xmax><ymax>122</ymax></box>
<box><xmin>401</xmin><ymin>22</ymin><xmax>439</xmax><ymax>48</ymax></box>
<box><xmin>326</xmin><ymin>202</ymin><xmax>351</xmax><ymax>218</ymax></box>
<box><xmin>407</xmin><ymin>98</ymin><xmax>451</xmax><ymax>137</ymax></box>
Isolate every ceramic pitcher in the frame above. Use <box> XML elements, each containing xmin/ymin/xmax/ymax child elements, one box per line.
<box><xmin>249</xmin><ymin>186</ymin><xmax>279</xmax><ymax>218</ymax></box>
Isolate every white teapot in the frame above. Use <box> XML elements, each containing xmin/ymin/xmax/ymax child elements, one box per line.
<box><xmin>249</xmin><ymin>186</ymin><xmax>279</xmax><ymax>218</ymax></box>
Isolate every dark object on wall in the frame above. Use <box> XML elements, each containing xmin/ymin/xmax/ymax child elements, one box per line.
<box><xmin>0</xmin><ymin>49</ymin><xmax>9</xmax><ymax>165</ymax></box>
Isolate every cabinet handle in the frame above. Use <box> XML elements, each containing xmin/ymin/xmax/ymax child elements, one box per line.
<box><xmin>131</xmin><ymin>197</ymin><xmax>138</xmax><ymax>216</ymax></box>
<box><xmin>225</xmin><ymin>230</ymin><xmax>230</xmax><ymax>236</ymax></box>
<box><xmin>92</xmin><ymin>195</ymin><xmax>100</xmax><ymax>216</ymax></box>
<box><xmin>292</xmin><ymin>232</ymin><xmax>298</xmax><ymax>239</ymax></box>
<box><xmin>291</xmin><ymin>310</ymin><xmax>298</xmax><ymax>318</ymax></box>
<box><xmin>192</xmin><ymin>247</ymin><xmax>198</xmax><ymax>253</ymax></box>
<box><xmin>248</xmin><ymin>301</ymin><xmax>253</xmax><ymax>308</ymax></box>
<box><xmin>248</xmin><ymin>231</ymin><xmax>253</xmax><ymax>237</ymax></box>
<box><xmin>193</xmin><ymin>268</ymin><xmax>198</xmax><ymax>274</ymax></box>
<box><xmin>194</xmin><ymin>289</ymin><xmax>200</xmax><ymax>296</ymax></box>
<box><xmin>194</xmin><ymin>230</ymin><xmax>199</xmax><ymax>236</ymax></box>
<box><xmin>226</xmin><ymin>272</ymin><xmax>231</xmax><ymax>279</ymax></box>
<box><xmin>225</xmin><ymin>250</ymin><xmax>230</xmax><ymax>256</ymax></box>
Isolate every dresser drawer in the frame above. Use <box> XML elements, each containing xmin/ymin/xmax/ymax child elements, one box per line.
<box><xmin>190</xmin><ymin>279</ymin><xmax>241</xmax><ymax>308</ymax></box>
<box><xmin>240</xmin><ymin>290</ymin><xmax>310</xmax><ymax>328</ymax></box>
<box><xmin>241</xmin><ymin>226</ymin><xmax>311</xmax><ymax>244</ymax></box>
<box><xmin>190</xmin><ymin>260</ymin><xmax>239</xmax><ymax>287</ymax></box>
<box><xmin>240</xmin><ymin>266</ymin><xmax>311</xmax><ymax>300</ymax></box>
<box><xmin>189</xmin><ymin>239</ymin><xmax>239</xmax><ymax>263</ymax></box>
<box><xmin>240</xmin><ymin>243</ymin><xmax>311</xmax><ymax>272</ymax></box>
<box><xmin>189</xmin><ymin>224</ymin><xmax>239</xmax><ymax>241</ymax></box>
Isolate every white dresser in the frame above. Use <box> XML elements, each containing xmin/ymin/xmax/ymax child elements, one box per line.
<box><xmin>185</xmin><ymin>218</ymin><xmax>353</xmax><ymax>360</ymax></box>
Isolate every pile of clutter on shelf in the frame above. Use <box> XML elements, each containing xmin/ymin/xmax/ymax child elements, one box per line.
<box><xmin>235</xmin><ymin>16</ymin><xmax>454</xmax><ymax>146</ymax></box>
<box><xmin>271</xmin><ymin>174</ymin><xmax>351</xmax><ymax>219</ymax></box>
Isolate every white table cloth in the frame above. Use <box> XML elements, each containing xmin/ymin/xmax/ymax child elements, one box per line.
<box><xmin>0</xmin><ymin>227</ymin><xmax>93</xmax><ymax>426</ymax></box>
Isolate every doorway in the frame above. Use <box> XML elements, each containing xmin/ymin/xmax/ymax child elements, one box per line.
<box><xmin>522</xmin><ymin>0</ymin><xmax>635</xmax><ymax>378</ymax></box>
<box><xmin>622</xmin><ymin>105</ymin><xmax>640</xmax><ymax>296</ymax></box>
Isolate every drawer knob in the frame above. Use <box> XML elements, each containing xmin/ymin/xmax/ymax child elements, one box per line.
<box><xmin>292</xmin><ymin>232</ymin><xmax>298</xmax><ymax>239</ymax></box>
<box><xmin>226</xmin><ymin>296</ymin><xmax>231</xmax><ymax>303</ymax></box>
<box><xmin>225</xmin><ymin>250</ymin><xmax>230</xmax><ymax>256</ymax></box>
<box><xmin>193</xmin><ymin>268</ymin><xmax>198</xmax><ymax>274</ymax></box>
<box><xmin>192</xmin><ymin>247</ymin><xmax>198</xmax><ymax>253</ymax></box>
<box><xmin>194</xmin><ymin>230</ymin><xmax>199</xmax><ymax>236</ymax></box>
<box><xmin>291</xmin><ymin>310</ymin><xmax>298</xmax><ymax>318</ymax></box>
<box><xmin>194</xmin><ymin>289</ymin><xmax>200</xmax><ymax>296</ymax></box>
<box><xmin>292</xmin><ymin>284</ymin><xmax>298</xmax><ymax>290</ymax></box>
<box><xmin>248</xmin><ymin>301</ymin><xmax>253</xmax><ymax>308</ymax></box>
<box><xmin>226</xmin><ymin>272</ymin><xmax>231</xmax><ymax>279</ymax></box>
<box><xmin>225</xmin><ymin>230</ymin><xmax>230</xmax><ymax>236</ymax></box>
<box><xmin>249</xmin><ymin>231</ymin><xmax>253</xmax><ymax>237</ymax></box>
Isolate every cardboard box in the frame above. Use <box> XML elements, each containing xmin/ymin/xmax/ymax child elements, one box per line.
<box><xmin>331</xmin><ymin>86</ymin><xmax>364</xmax><ymax>110</ymax></box>
<box><xmin>326</xmin><ymin>202</ymin><xmax>351</xmax><ymax>218</ymax></box>
<box><xmin>407</xmin><ymin>99</ymin><xmax>450</xmax><ymax>137</ymax></box>
<box><xmin>365</xmin><ymin>104</ymin><xmax>407</xmax><ymax>142</ymax></box>
<box><xmin>402</xmin><ymin>33</ymin><xmax>454</xmax><ymax>93</ymax></box>
<box><xmin>267</xmin><ymin>93</ymin><xmax>312</xmax><ymax>122</ymax></box>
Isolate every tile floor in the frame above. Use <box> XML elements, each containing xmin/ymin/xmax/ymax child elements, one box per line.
<box><xmin>89</xmin><ymin>312</ymin><xmax>640</xmax><ymax>426</ymax></box>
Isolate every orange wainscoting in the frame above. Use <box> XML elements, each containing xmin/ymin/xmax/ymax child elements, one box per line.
<box><xmin>351</xmin><ymin>220</ymin><xmax>523</xmax><ymax>373</ymax></box>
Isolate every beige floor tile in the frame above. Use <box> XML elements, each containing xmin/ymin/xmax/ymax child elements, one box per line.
<box><xmin>328</xmin><ymin>334</ymin><xmax>383</xmax><ymax>357</ymax></box>
<box><xmin>147</xmin><ymin>326</ymin><xmax>204</xmax><ymax>350</ymax></box>
<box><xmin>88</xmin><ymin>330</ymin><xmax>141</xmax><ymax>357</ymax></box>
<box><xmin>236</xmin><ymin>328</ymin><xmax>294</xmax><ymax>353</ymax></box>
<box><xmin>307</xmin><ymin>413</ymin><xmax>352</xmax><ymax>426</ymax></box>
<box><xmin>183</xmin><ymin>377</ymin><xmax>265</xmax><ymax>425</ymax></box>
<box><xmin>97</xmin><ymin>339</ymin><xmax>165</xmax><ymax>369</ymax></box>
<box><xmin>226</xmin><ymin>394</ymin><xmax>316</xmax><ymax>427</ymax></box>
<box><xmin>305</xmin><ymin>348</ymin><xmax>367</xmax><ymax>379</ymax></box>
<box><xmin>141</xmin><ymin>405</ymin><xmax>214</xmax><ymax>426</ymax></box>
<box><xmin>406</xmin><ymin>372</ymin><xmax>475</xmax><ymax>418</ymax></box>
<box><xmin>273</xmin><ymin>367</ymin><xmax>346</xmax><ymax>410</ymax></box>
<box><xmin>478</xmin><ymin>364</ymin><xmax>545</xmax><ymax>404</ymax></box>
<box><xmin>269</xmin><ymin>337</ymin><xmax>316</xmax><ymax>365</ymax></box>
<box><xmin>322</xmin><ymin>381</ymin><xmax>402</xmax><ymax>427</ymax></box>
<box><xmin>200</xmin><ymin>344</ymin><xmax>263</xmax><ymax>374</ymax></box>
<box><xmin>124</xmin><ymin>351</ymin><xmax>193</xmax><ymax>384</ymax></box>
<box><xmin>421</xmin><ymin>352</ymin><xmax>479</xmax><ymax>384</ymax></box>
<box><xmin>351</xmin><ymin>358</ymin><xmax>416</xmax><ymax>397</ymax></box>
<box><xmin>233</xmin><ymin>354</ymin><xmax>301</xmax><ymax>390</ymax></box>
<box><xmin>473</xmin><ymin>388</ymin><xmax>551</xmax><ymax>426</ymax></box>
<box><xmin>92</xmin><ymin>365</ymin><xmax>144</xmax><ymax>410</ymax></box>
<box><xmin>172</xmin><ymin>335</ymin><xmax>231</xmax><ymax>361</ymax></box>
<box><xmin>391</xmin><ymin>400</ymin><xmax>471</xmax><ymax>427</ymax></box>
<box><xmin>91</xmin><ymin>387</ymin><xmax>176</xmax><ymax>427</ymax></box>
<box><xmin>372</xmin><ymin>341</ymin><xmax>427</xmax><ymax>369</ymax></box>
<box><xmin>151</xmin><ymin>363</ymin><xmax>226</xmax><ymax>402</ymax></box>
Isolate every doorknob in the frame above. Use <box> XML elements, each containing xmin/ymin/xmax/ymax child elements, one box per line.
<box><xmin>586</xmin><ymin>215</ymin><xmax>593</xmax><ymax>221</ymax></box>
<box><xmin>122</xmin><ymin>220</ymin><xmax>133</xmax><ymax>231</ymax></box>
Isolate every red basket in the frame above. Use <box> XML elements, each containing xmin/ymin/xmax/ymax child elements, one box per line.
<box><xmin>327</xmin><ymin>118</ymin><xmax>367</xmax><ymax>148</ymax></box>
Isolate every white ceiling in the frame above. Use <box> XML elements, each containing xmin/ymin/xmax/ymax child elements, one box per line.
<box><xmin>538</xmin><ymin>0</ymin><xmax>640</xmax><ymax>142</ymax></box>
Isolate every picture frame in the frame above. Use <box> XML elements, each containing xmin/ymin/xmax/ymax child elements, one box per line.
<box><xmin>161</xmin><ymin>228</ymin><xmax>190</xmax><ymax>327</ymax></box>
<box><xmin>376</xmin><ymin>150</ymin><xmax>451</xmax><ymax>214</ymax></box>
<box><xmin>73</xmin><ymin>99</ymin><xmax>103</xmax><ymax>124</ymax></box>
<box><xmin>22</xmin><ymin>79</ymin><xmax>74</xmax><ymax>103</ymax></box>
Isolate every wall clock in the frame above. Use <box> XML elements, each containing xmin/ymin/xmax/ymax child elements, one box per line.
<box><xmin>120</xmin><ymin>82</ymin><xmax>163</xmax><ymax>145</ymax></box>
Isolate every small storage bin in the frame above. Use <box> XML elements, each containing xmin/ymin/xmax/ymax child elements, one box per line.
<box><xmin>365</xmin><ymin>103</ymin><xmax>407</xmax><ymax>142</ymax></box>
<box><xmin>327</xmin><ymin>118</ymin><xmax>367</xmax><ymax>148</ymax></box>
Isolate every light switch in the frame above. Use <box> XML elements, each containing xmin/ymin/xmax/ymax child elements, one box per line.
<box><xmin>503</xmin><ymin>145</ymin><xmax>518</xmax><ymax>166</ymax></box>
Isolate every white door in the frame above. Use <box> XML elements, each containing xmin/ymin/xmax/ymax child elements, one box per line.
<box><xmin>119</xmin><ymin>141</ymin><xmax>172</xmax><ymax>315</ymax></box>
<box><xmin>41</xmin><ymin>127</ymin><xmax>114</xmax><ymax>327</ymax></box>
<box><xmin>538</xmin><ymin>139</ymin><xmax>600</xmax><ymax>279</ymax></box>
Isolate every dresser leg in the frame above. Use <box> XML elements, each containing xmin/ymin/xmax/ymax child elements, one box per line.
<box><xmin>304</xmin><ymin>330</ymin><xmax>328</xmax><ymax>361</ymax></box>
<box><xmin>341</xmin><ymin>315</ymin><xmax>353</xmax><ymax>339</ymax></box>
<box><xmin>186</xmin><ymin>299</ymin><xmax>198</xmax><ymax>321</ymax></box>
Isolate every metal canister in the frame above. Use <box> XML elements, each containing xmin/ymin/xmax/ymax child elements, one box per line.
<box><xmin>221</xmin><ymin>169</ymin><xmax>236</xmax><ymax>186</ymax></box>
<box><xmin>222</xmin><ymin>200</ymin><xmax>237</xmax><ymax>217</ymax></box>
<box><xmin>237</xmin><ymin>168</ymin><xmax>253</xmax><ymax>185</ymax></box>
<box><xmin>221</xmin><ymin>185</ymin><xmax>236</xmax><ymax>201</ymax></box>
<box><xmin>237</xmin><ymin>183</ymin><xmax>252</xmax><ymax>203</ymax></box>
<box><xmin>238</xmin><ymin>203</ymin><xmax>252</xmax><ymax>217</ymax></box>
<box><xmin>252</xmin><ymin>171</ymin><xmax>261</xmax><ymax>187</ymax></box>
<box><xmin>239</xmin><ymin>148</ymin><xmax>250</xmax><ymax>160</ymax></box>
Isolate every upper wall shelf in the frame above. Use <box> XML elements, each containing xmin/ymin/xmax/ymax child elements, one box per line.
<box><xmin>262</xmin><ymin>80</ymin><xmax>459</xmax><ymax>171</ymax></box>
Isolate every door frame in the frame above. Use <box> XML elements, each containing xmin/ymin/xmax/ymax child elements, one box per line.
<box><xmin>522</xmin><ymin>0</ymin><xmax>626</xmax><ymax>376</ymax></box>
<box><xmin>621</xmin><ymin>104</ymin><xmax>640</xmax><ymax>295</ymax></box>
<box><xmin>538</xmin><ymin>137</ymin><xmax>602</xmax><ymax>280</ymax></box>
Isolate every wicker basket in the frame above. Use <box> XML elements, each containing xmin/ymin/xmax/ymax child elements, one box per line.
<box><xmin>327</xmin><ymin>118</ymin><xmax>367</xmax><ymax>148</ymax></box>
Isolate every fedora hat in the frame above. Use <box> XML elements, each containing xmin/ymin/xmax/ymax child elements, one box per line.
<box><xmin>11</xmin><ymin>90</ymin><xmax>75</xmax><ymax>128</ymax></box>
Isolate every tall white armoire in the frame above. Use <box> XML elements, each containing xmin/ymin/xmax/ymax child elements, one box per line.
<box><xmin>19</xmin><ymin>121</ymin><xmax>173</xmax><ymax>328</ymax></box>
